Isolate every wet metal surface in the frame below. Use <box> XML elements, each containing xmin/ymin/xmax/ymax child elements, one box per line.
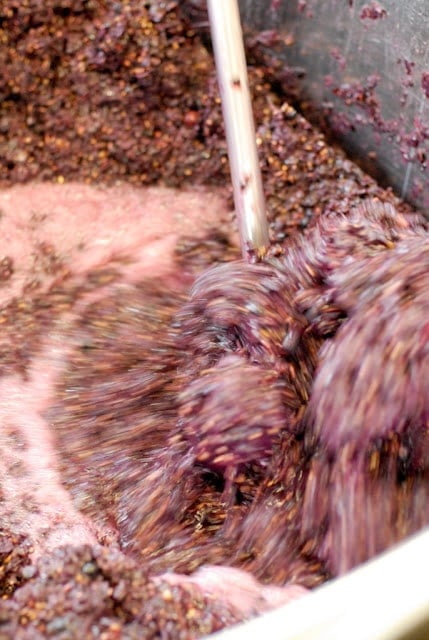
<box><xmin>240</xmin><ymin>0</ymin><xmax>429</xmax><ymax>211</ymax></box>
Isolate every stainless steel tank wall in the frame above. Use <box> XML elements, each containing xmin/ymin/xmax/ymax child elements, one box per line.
<box><xmin>240</xmin><ymin>0</ymin><xmax>429</xmax><ymax>212</ymax></box>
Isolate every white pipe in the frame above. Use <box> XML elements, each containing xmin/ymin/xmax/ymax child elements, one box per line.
<box><xmin>207</xmin><ymin>0</ymin><xmax>270</xmax><ymax>261</ymax></box>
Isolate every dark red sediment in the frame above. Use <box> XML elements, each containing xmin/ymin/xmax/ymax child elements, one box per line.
<box><xmin>0</xmin><ymin>0</ymin><xmax>414</xmax><ymax>237</ymax></box>
<box><xmin>360</xmin><ymin>2</ymin><xmax>387</xmax><ymax>21</ymax></box>
<box><xmin>0</xmin><ymin>1</ymin><xmax>428</xmax><ymax>639</ymax></box>
<box><xmin>422</xmin><ymin>72</ymin><xmax>429</xmax><ymax>100</ymax></box>
<box><xmin>0</xmin><ymin>545</ymin><xmax>245</xmax><ymax>639</ymax></box>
